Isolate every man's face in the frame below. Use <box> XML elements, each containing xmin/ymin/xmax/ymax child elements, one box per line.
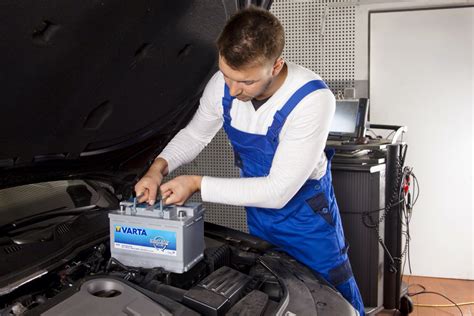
<box><xmin>218</xmin><ymin>55</ymin><xmax>277</xmax><ymax>102</ymax></box>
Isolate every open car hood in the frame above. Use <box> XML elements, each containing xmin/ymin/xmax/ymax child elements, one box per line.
<box><xmin>0</xmin><ymin>0</ymin><xmax>270</xmax><ymax>194</ymax></box>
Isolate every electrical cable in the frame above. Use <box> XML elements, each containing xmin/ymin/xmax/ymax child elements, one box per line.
<box><xmin>342</xmin><ymin>199</ymin><xmax>405</xmax><ymax>215</ymax></box>
<box><xmin>406</xmin><ymin>283</ymin><xmax>466</xmax><ymax>315</ymax></box>
<box><xmin>406</xmin><ymin>283</ymin><xmax>426</xmax><ymax>295</ymax></box>
<box><xmin>414</xmin><ymin>302</ymin><xmax>474</xmax><ymax>307</ymax></box>
<box><xmin>386</xmin><ymin>130</ymin><xmax>396</xmax><ymax>140</ymax></box>
<box><xmin>400</xmin><ymin>166</ymin><xmax>418</xmax><ymax>279</ymax></box>
<box><xmin>339</xmin><ymin>143</ymin><xmax>417</xmax><ymax>275</ymax></box>
<box><xmin>347</xmin><ymin>147</ymin><xmax>407</xmax><ymax>247</ymax></box>
<box><xmin>381</xmin><ymin>145</ymin><xmax>416</xmax><ymax>274</ymax></box>
<box><xmin>408</xmin><ymin>291</ymin><xmax>464</xmax><ymax>315</ymax></box>
<box><xmin>355</xmin><ymin>144</ymin><xmax>410</xmax><ymax>272</ymax></box>
<box><xmin>400</xmin><ymin>169</ymin><xmax>417</xmax><ymax>283</ymax></box>
<box><xmin>365</xmin><ymin>129</ymin><xmax>382</xmax><ymax>139</ymax></box>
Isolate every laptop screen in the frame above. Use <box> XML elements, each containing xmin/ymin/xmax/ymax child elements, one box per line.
<box><xmin>328</xmin><ymin>98</ymin><xmax>369</xmax><ymax>139</ymax></box>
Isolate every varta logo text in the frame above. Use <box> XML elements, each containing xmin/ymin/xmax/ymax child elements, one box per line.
<box><xmin>116</xmin><ymin>226</ymin><xmax>147</xmax><ymax>236</ymax></box>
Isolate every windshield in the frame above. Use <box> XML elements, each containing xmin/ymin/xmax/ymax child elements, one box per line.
<box><xmin>0</xmin><ymin>180</ymin><xmax>105</xmax><ymax>227</ymax></box>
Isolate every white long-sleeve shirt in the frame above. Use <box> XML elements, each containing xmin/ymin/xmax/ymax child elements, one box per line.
<box><xmin>158</xmin><ymin>61</ymin><xmax>335</xmax><ymax>209</ymax></box>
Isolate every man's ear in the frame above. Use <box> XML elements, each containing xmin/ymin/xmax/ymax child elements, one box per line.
<box><xmin>272</xmin><ymin>57</ymin><xmax>285</xmax><ymax>76</ymax></box>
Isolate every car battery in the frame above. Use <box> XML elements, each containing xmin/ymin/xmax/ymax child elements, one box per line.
<box><xmin>109</xmin><ymin>200</ymin><xmax>204</xmax><ymax>273</ymax></box>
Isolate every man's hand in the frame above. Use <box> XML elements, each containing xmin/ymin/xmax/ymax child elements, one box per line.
<box><xmin>160</xmin><ymin>175</ymin><xmax>203</xmax><ymax>206</ymax></box>
<box><xmin>135</xmin><ymin>158</ymin><xmax>168</xmax><ymax>205</ymax></box>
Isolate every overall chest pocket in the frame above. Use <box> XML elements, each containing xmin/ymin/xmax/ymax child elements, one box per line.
<box><xmin>234</xmin><ymin>150</ymin><xmax>273</xmax><ymax>177</ymax></box>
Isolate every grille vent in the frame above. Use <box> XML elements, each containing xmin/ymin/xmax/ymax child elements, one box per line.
<box><xmin>56</xmin><ymin>223</ymin><xmax>71</xmax><ymax>235</ymax></box>
<box><xmin>4</xmin><ymin>245</ymin><xmax>22</xmax><ymax>255</ymax></box>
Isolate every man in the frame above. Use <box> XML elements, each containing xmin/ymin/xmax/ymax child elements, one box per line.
<box><xmin>135</xmin><ymin>6</ymin><xmax>365</xmax><ymax>315</ymax></box>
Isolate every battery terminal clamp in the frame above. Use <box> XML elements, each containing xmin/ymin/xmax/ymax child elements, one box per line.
<box><xmin>118</xmin><ymin>199</ymin><xmax>201</xmax><ymax>221</ymax></box>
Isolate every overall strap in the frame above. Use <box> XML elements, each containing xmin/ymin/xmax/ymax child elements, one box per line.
<box><xmin>267</xmin><ymin>80</ymin><xmax>328</xmax><ymax>142</ymax></box>
<box><xmin>222</xmin><ymin>84</ymin><xmax>234</xmax><ymax>124</ymax></box>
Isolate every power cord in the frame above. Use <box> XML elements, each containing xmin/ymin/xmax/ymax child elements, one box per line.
<box><xmin>365</xmin><ymin>128</ymin><xmax>397</xmax><ymax>141</ymax></box>
<box><xmin>365</xmin><ymin>128</ymin><xmax>383</xmax><ymax>139</ymax></box>
<box><xmin>368</xmin><ymin>144</ymin><xmax>410</xmax><ymax>273</ymax></box>
<box><xmin>414</xmin><ymin>302</ymin><xmax>474</xmax><ymax>307</ymax></box>
<box><xmin>399</xmin><ymin>166</ymin><xmax>418</xmax><ymax>278</ymax></box>
<box><xmin>406</xmin><ymin>283</ymin><xmax>466</xmax><ymax>315</ymax></box>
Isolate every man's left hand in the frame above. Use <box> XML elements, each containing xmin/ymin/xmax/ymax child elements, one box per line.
<box><xmin>160</xmin><ymin>175</ymin><xmax>203</xmax><ymax>205</ymax></box>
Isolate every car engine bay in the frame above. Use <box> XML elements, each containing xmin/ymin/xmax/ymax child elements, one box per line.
<box><xmin>0</xmin><ymin>215</ymin><xmax>356</xmax><ymax>316</ymax></box>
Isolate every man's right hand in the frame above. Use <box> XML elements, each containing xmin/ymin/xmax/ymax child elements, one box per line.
<box><xmin>134</xmin><ymin>157</ymin><xmax>169</xmax><ymax>205</ymax></box>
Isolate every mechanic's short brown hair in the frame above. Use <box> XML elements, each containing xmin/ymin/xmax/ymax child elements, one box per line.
<box><xmin>217</xmin><ymin>6</ymin><xmax>285</xmax><ymax>69</ymax></box>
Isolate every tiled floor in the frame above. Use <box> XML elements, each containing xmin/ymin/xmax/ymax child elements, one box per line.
<box><xmin>377</xmin><ymin>276</ymin><xmax>474</xmax><ymax>316</ymax></box>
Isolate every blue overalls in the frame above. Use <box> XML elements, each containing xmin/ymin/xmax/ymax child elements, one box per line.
<box><xmin>222</xmin><ymin>80</ymin><xmax>365</xmax><ymax>315</ymax></box>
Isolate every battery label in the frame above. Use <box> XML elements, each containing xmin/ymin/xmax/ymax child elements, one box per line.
<box><xmin>113</xmin><ymin>225</ymin><xmax>177</xmax><ymax>256</ymax></box>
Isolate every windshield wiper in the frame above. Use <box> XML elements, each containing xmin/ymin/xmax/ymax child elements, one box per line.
<box><xmin>0</xmin><ymin>205</ymin><xmax>101</xmax><ymax>235</ymax></box>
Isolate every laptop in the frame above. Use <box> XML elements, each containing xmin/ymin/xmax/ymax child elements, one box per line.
<box><xmin>327</xmin><ymin>98</ymin><xmax>369</xmax><ymax>144</ymax></box>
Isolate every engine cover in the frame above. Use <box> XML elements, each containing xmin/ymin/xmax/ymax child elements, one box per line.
<box><xmin>37</xmin><ymin>278</ymin><xmax>193</xmax><ymax>316</ymax></box>
<box><xmin>183</xmin><ymin>266</ymin><xmax>252</xmax><ymax>316</ymax></box>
